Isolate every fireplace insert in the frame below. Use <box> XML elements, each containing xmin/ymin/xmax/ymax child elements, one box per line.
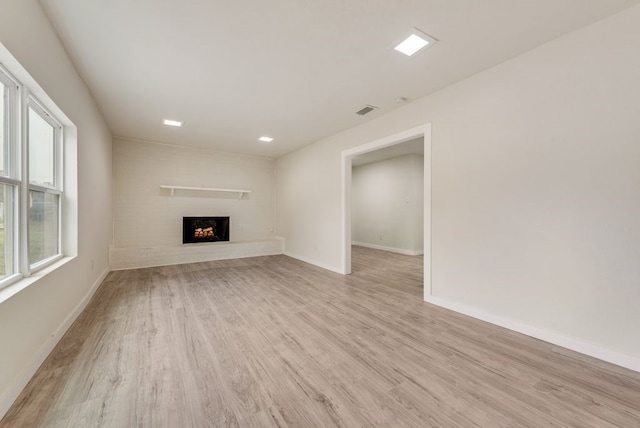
<box><xmin>183</xmin><ymin>216</ymin><xmax>229</xmax><ymax>244</ymax></box>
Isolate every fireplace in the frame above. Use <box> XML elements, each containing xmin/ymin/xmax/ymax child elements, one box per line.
<box><xmin>183</xmin><ymin>217</ymin><xmax>229</xmax><ymax>244</ymax></box>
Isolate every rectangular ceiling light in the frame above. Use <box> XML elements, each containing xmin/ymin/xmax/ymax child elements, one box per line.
<box><xmin>356</xmin><ymin>105</ymin><xmax>378</xmax><ymax>116</ymax></box>
<box><xmin>163</xmin><ymin>119</ymin><xmax>183</xmax><ymax>127</ymax></box>
<box><xmin>259</xmin><ymin>136</ymin><xmax>274</xmax><ymax>142</ymax></box>
<box><xmin>394</xmin><ymin>29</ymin><xmax>437</xmax><ymax>56</ymax></box>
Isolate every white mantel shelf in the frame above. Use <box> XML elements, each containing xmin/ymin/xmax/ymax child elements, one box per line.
<box><xmin>160</xmin><ymin>185</ymin><xmax>252</xmax><ymax>199</ymax></box>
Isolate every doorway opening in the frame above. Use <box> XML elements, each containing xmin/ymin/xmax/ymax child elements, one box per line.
<box><xmin>341</xmin><ymin>124</ymin><xmax>431</xmax><ymax>300</ymax></box>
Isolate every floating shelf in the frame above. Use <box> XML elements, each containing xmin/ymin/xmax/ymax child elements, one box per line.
<box><xmin>160</xmin><ymin>185</ymin><xmax>251</xmax><ymax>199</ymax></box>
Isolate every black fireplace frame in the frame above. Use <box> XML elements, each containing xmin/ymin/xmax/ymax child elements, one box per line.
<box><xmin>182</xmin><ymin>216</ymin><xmax>230</xmax><ymax>244</ymax></box>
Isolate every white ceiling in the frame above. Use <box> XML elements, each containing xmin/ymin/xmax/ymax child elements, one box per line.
<box><xmin>40</xmin><ymin>0</ymin><xmax>639</xmax><ymax>158</ymax></box>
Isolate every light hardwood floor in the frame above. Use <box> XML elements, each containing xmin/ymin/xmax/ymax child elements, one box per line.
<box><xmin>2</xmin><ymin>246</ymin><xmax>640</xmax><ymax>427</ymax></box>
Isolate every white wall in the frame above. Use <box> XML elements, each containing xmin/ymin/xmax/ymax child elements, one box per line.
<box><xmin>0</xmin><ymin>0</ymin><xmax>113</xmax><ymax>416</ymax></box>
<box><xmin>113</xmin><ymin>138</ymin><xmax>275</xmax><ymax>248</ymax></box>
<box><xmin>352</xmin><ymin>154</ymin><xmax>423</xmax><ymax>255</ymax></box>
<box><xmin>276</xmin><ymin>6</ymin><xmax>640</xmax><ymax>369</ymax></box>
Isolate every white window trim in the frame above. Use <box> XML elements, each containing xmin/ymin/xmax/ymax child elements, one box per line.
<box><xmin>0</xmin><ymin>63</ymin><xmax>66</xmax><ymax>289</ymax></box>
<box><xmin>25</xmin><ymin>93</ymin><xmax>64</xmax><ymax>274</ymax></box>
<box><xmin>0</xmin><ymin>65</ymin><xmax>20</xmax><ymax>289</ymax></box>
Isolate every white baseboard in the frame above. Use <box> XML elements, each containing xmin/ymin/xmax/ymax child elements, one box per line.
<box><xmin>283</xmin><ymin>251</ymin><xmax>345</xmax><ymax>275</ymax></box>
<box><xmin>424</xmin><ymin>294</ymin><xmax>640</xmax><ymax>373</ymax></box>
<box><xmin>352</xmin><ymin>241</ymin><xmax>423</xmax><ymax>256</ymax></box>
<box><xmin>0</xmin><ymin>267</ymin><xmax>110</xmax><ymax>419</ymax></box>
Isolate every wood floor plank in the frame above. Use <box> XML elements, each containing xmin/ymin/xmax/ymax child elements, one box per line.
<box><xmin>2</xmin><ymin>246</ymin><xmax>640</xmax><ymax>427</ymax></box>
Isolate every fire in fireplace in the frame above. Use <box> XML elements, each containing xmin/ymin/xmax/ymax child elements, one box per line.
<box><xmin>183</xmin><ymin>217</ymin><xmax>230</xmax><ymax>244</ymax></box>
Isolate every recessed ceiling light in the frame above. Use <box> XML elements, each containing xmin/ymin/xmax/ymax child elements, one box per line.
<box><xmin>259</xmin><ymin>136</ymin><xmax>274</xmax><ymax>143</ymax></box>
<box><xmin>394</xmin><ymin>29</ymin><xmax>437</xmax><ymax>56</ymax></box>
<box><xmin>163</xmin><ymin>119</ymin><xmax>183</xmax><ymax>127</ymax></box>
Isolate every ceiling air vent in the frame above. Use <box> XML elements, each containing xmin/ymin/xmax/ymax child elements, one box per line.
<box><xmin>356</xmin><ymin>105</ymin><xmax>378</xmax><ymax>116</ymax></box>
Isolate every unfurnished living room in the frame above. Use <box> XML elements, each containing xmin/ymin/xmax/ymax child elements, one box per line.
<box><xmin>1</xmin><ymin>0</ymin><xmax>640</xmax><ymax>426</ymax></box>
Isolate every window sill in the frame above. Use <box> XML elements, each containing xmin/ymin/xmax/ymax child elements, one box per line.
<box><xmin>0</xmin><ymin>256</ymin><xmax>75</xmax><ymax>305</ymax></box>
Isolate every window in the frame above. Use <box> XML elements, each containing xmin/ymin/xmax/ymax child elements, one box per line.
<box><xmin>28</xmin><ymin>101</ymin><xmax>62</xmax><ymax>268</ymax></box>
<box><xmin>0</xmin><ymin>69</ymin><xmax>17</xmax><ymax>282</ymax></box>
<box><xmin>0</xmin><ymin>183</ymin><xmax>15</xmax><ymax>279</ymax></box>
<box><xmin>29</xmin><ymin>105</ymin><xmax>58</xmax><ymax>188</ymax></box>
<box><xmin>1</xmin><ymin>80</ymin><xmax>7</xmax><ymax>175</ymax></box>
<box><xmin>0</xmin><ymin>64</ymin><xmax>65</xmax><ymax>289</ymax></box>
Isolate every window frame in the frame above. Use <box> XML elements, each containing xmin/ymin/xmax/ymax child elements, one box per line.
<box><xmin>0</xmin><ymin>63</ymin><xmax>65</xmax><ymax>289</ymax></box>
<box><xmin>25</xmin><ymin>95</ymin><xmax>64</xmax><ymax>273</ymax></box>
<box><xmin>0</xmin><ymin>66</ymin><xmax>20</xmax><ymax>287</ymax></box>
<box><xmin>0</xmin><ymin>65</ymin><xmax>18</xmax><ymax>178</ymax></box>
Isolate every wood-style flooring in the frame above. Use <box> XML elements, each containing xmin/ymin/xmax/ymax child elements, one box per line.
<box><xmin>2</xmin><ymin>246</ymin><xmax>640</xmax><ymax>427</ymax></box>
